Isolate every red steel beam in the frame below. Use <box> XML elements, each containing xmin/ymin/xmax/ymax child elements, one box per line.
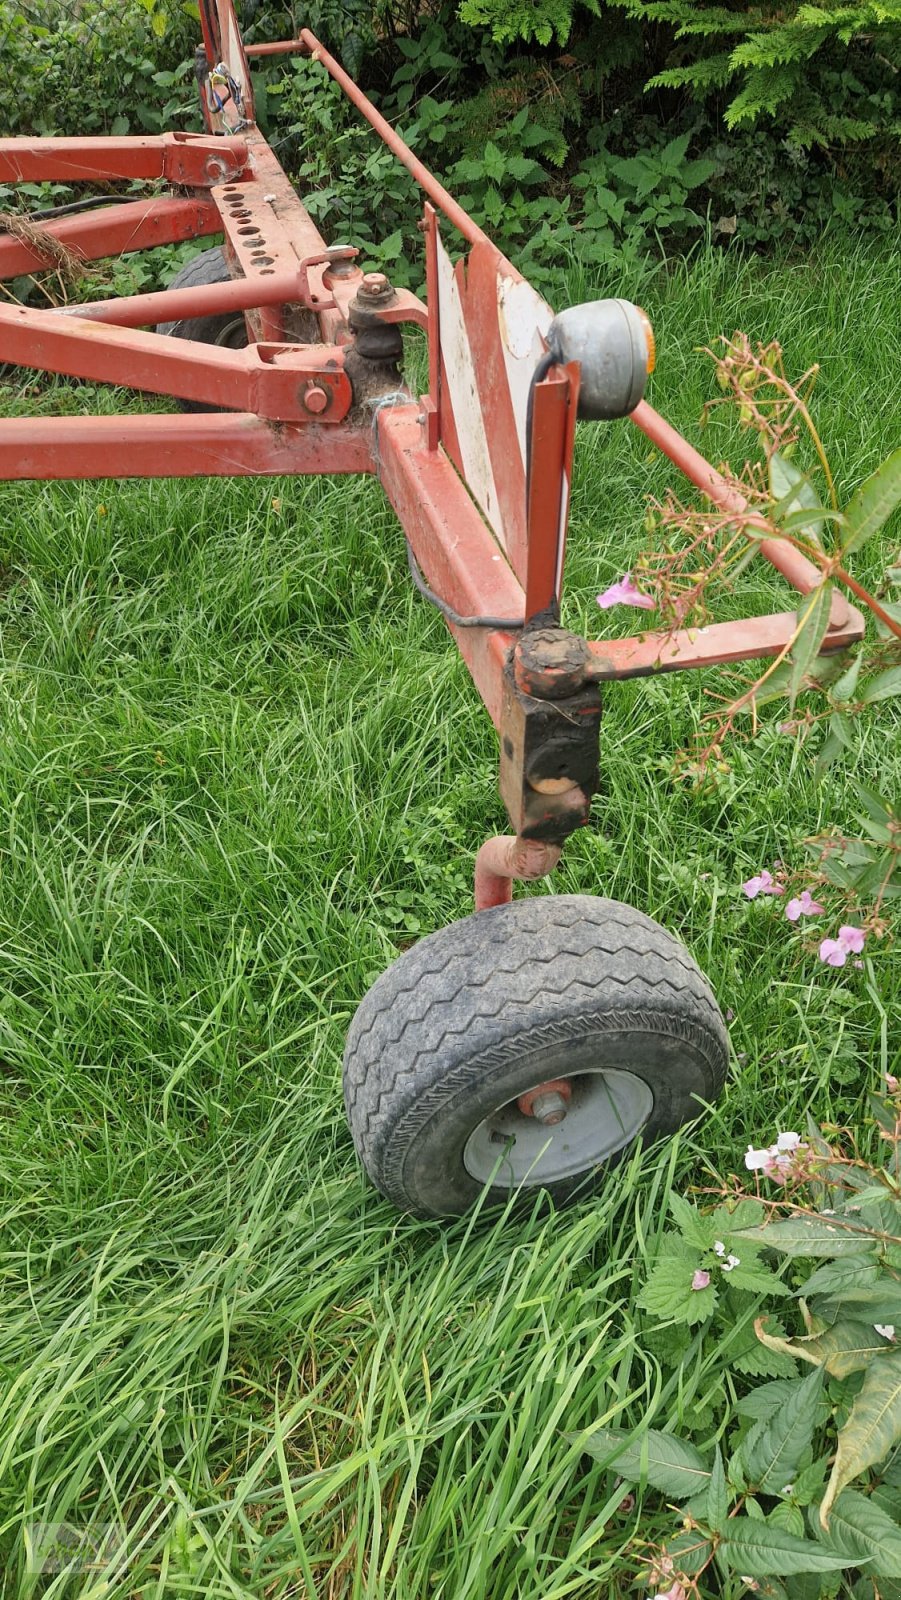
<box><xmin>377</xmin><ymin>407</ymin><xmax>520</xmax><ymax>727</ymax></box>
<box><xmin>630</xmin><ymin>398</ymin><xmax>848</xmax><ymax>624</ymax></box>
<box><xmin>0</xmin><ymin>413</ymin><xmax>374</xmax><ymax>481</ymax></box>
<box><xmin>58</xmin><ymin>270</ymin><xmax>306</xmax><ymax>329</ymax></box>
<box><xmin>587</xmin><ymin>604</ymin><xmax>865</xmax><ymax>681</ymax></box>
<box><xmin>0</xmin><ymin>302</ymin><xmax>349</xmax><ymax>419</ymax></box>
<box><xmin>524</xmin><ymin>365</ymin><xmax>578</xmax><ymax>621</ymax></box>
<box><xmin>0</xmin><ymin>133</ymin><xmax>248</xmax><ymax>186</ymax></box>
<box><xmin>0</xmin><ymin>197</ymin><xmax>220</xmax><ymax>281</ymax></box>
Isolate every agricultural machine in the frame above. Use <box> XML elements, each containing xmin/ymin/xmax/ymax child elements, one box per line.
<box><xmin>0</xmin><ymin>1</ymin><xmax>865</xmax><ymax>1213</ymax></box>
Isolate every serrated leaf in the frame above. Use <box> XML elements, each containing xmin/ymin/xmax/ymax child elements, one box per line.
<box><xmin>707</xmin><ymin>1446</ymin><xmax>729</xmax><ymax>1532</ymax></box>
<box><xmin>769</xmin><ymin>1500</ymin><xmax>806</xmax><ymax>1536</ymax></box>
<box><xmin>667</xmin><ymin>1529</ymin><xmax>713</xmax><ymax>1574</ymax></box>
<box><xmin>726</xmin><ymin>1259</ymin><xmax>793</xmax><ymax>1296</ymax></box>
<box><xmin>579</xmin><ymin>1426</ymin><xmax>710</xmax><ymax>1497</ymax></box>
<box><xmin>639</xmin><ymin>1237</ymin><xmax>717</xmax><ymax>1325</ymax></box>
<box><xmin>736</xmin><ymin>1216</ymin><xmax>875</xmax><ymax>1258</ymax></box>
<box><xmin>718</xmin><ymin>1516</ymin><xmax>853</xmax><ymax>1576</ymax></box>
<box><xmin>669</xmin><ymin>1192</ymin><xmax>719</xmax><ymax>1249</ymax></box>
<box><xmin>861</xmin><ymin>667</ymin><xmax>901</xmax><ymax>704</ymax></box>
<box><xmin>830</xmin><ymin>652</ymin><xmax>863</xmax><ymax>702</ymax></box>
<box><xmin>770</xmin><ymin>452</ymin><xmax>827</xmax><ymax>547</ymax></box>
<box><xmin>843</xmin><ymin>447</ymin><xmax>901</xmax><ymax>554</ymax></box>
<box><xmin>790</xmin><ymin>585</ymin><xmax>834</xmax><ymax>709</ymax></box>
<box><xmin>756</xmin><ymin>1316</ymin><xmax>890</xmax><ymax>1378</ymax></box>
<box><xmin>818</xmin><ymin>1487</ymin><xmax>901</xmax><ymax>1575</ymax></box>
<box><xmin>801</xmin><ymin>1255</ymin><xmax>880</xmax><ymax>1299</ymax></box>
<box><xmin>737</xmin><ymin>1379</ymin><xmax>819</xmax><ymax>1421</ymax></box>
<box><xmin>792</xmin><ymin>1455</ymin><xmax>830</xmax><ymax>1508</ymax></box>
<box><xmin>742</xmin><ymin>1370</ymin><xmax>824</xmax><ymax>1492</ymax></box>
<box><xmin>716</xmin><ymin>1198</ymin><xmax>766</xmax><ymax>1231</ymax></box>
<box><xmin>822</xmin><ymin>1349</ymin><xmax>901</xmax><ymax>1526</ymax></box>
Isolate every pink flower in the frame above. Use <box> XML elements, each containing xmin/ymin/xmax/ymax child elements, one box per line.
<box><xmin>596</xmin><ymin>573</ymin><xmax>655</xmax><ymax>611</ymax></box>
<box><xmin>743</xmin><ymin>869</ymin><xmax>784</xmax><ymax>898</ymax></box>
<box><xmin>886</xmin><ymin>1074</ymin><xmax>899</xmax><ymax>1094</ymax></box>
<box><xmin>819</xmin><ymin>925</ymin><xmax>866</xmax><ymax>966</ymax></box>
<box><xmin>655</xmin><ymin>1584</ymin><xmax>686</xmax><ymax>1600</ymax></box>
<box><xmin>691</xmin><ymin>1269</ymin><xmax>711</xmax><ymax>1291</ymax></box>
<box><xmin>785</xmin><ymin>890</ymin><xmax>824</xmax><ymax>922</ymax></box>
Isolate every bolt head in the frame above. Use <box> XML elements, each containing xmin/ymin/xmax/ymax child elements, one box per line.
<box><xmin>302</xmin><ymin>383</ymin><xmax>329</xmax><ymax>415</ymax></box>
<box><xmin>361</xmin><ymin>271</ymin><xmax>390</xmax><ymax>295</ymax></box>
<box><xmin>531</xmin><ymin>1090</ymin><xmax>569</xmax><ymax>1126</ymax></box>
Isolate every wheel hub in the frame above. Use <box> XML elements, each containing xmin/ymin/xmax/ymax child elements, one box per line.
<box><xmin>463</xmin><ymin>1067</ymin><xmax>654</xmax><ymax>1188</ymax></box>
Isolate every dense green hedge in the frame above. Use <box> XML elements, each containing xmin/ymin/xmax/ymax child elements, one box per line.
<box><xmin>0</xmin><ymin>0</ymin><xmax>897</xmax><ymax>287</ymax></box>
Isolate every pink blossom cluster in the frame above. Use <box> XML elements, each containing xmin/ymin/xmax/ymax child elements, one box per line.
<box><xmin>741</xmin><ymin>868</ymin><xmax>866</xmax><ymax>965</ymax></box>
<box><xmin>744</xmin><ymin>1130</ymin><xmax>809</xmax><ymax>1185</ymax></box>
<box><xmin>596</xmin><ymin>573</ymin><xmax>655</xmax><ymax>611</ymax></box>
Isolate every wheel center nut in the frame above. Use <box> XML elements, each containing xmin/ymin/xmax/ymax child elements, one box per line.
<box><xmin>530</xmin><ymin>1090</ymin><xmax>569</xmax><ymax>1126</ymax></box>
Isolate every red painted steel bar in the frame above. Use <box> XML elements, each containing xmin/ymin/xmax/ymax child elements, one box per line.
<box><xmin>524</xmin><ymin>367</ymin><xmax>576</xmax><ymax>620</ymax></box>
<box><xmin>58</xmin><ymin>271</ymin><xmax>307</xmax><ymax>329</ymax></box>
<box><xmin>377</xmin><ymin>407</ymin><xmax>520</xmax><ymax>728</ymax></box>
<box><xmin>0</xmin><ymin>302</ymin><xmax>349</xmax><ymax>418</ymax></box>
<box><xmin>474</xmin><ymin>837</ymin><xmax>562</xmax><ymax>912</ymax></box>
<box><xmin>0</xmin><ymin>133</ymin><xmax>248</xmax><ymax>186</ymax></box>
<box><xmin>244</xmin><ymin>38</ymin><xmax>307</xmax><ymax>55</ymax></box>
<box><xmin>0</xmin><ymin>198</ymin><xmax>221</xmax><ymax>281</ymax></box>
<box><xmin>630</xmin><ymin>398</ymin><xmax>846</xmax><ymax>619</ymax></box>
<box><xmin>297</xmin><ymin>28</ymin><xmax>491</xmax><ymax>248</ymax></box>
<box><xmin>0</xmin><ymin>414</ymin><xmax>374</xmax><ymax>481</ymax></box>
<box><xmin>587</xmin><ymin>603</ymin><xmax>865</xmax><ymax>681</ymax></box>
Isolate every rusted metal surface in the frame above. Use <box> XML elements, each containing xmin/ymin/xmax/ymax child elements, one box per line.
<box><xmin>587</xmin><ymin>604</ymin><xmax>866</xmax><ymax>681</ymax></box>
<box><xmin>499</xmin><ymin>627</ymin><xmax>603</xmax><ymax>844</ymax></box>
<box><xmin>0</xmin><ymin>197</ymin><xmax>221</xmax><ymax>280</ymax></box>
<box><xmin>0</xmin><ymin>132</ymin><xmax>249</xmax><ymax>186</ymax></box>
<box><xmin>0</xmin><ymin>302</ymin><xmax>352</xmax><ymax>419</ymax></box>
<box><xmin>0</xmin><ymin>414</ymin><xmax>375</xmax><ymax>481</ymax></box>
<box><xmin>474</xmin><ymin>836</ymin><xmax>563</xmax><ymax>912</ymax></box>
<box><xmin>516</xmin><ymin>1078</ymin><xmax>572</xmax><ymax>1122</ymax></box>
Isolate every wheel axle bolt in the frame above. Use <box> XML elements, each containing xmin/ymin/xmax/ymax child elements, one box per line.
<box><xmin>361</xmin><ymin>271</ymin><xmax>389</xmax><ymax>294</ymax></box>
<box><xmin>531</xmin><ymin>1090</ymin><xmax>568</xmax><ymax>1126</ymax></box>
<box><xmin>303</xmin><ymin>383</ymin><xmax>329</xmax><ymax>415</ymax></box>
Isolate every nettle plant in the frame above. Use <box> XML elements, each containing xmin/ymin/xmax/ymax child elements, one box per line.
<box><xmin>583</xmin><ymin>1093</ymin><xmax>901</xmax><ymax>1593</ymax></box>
<box><xmin>599</xmin><ymin>336</ymin><xmax>901</xmax><ymax>949</ymax></box>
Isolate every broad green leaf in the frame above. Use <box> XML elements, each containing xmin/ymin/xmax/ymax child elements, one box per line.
<box><xmin>743</xmin><ymin>1369</ymin><xmax>824</xmax><ymax>1492</ymax></box>
<box><xmin>822</xmin><ymin>1349</ymin><xmax>901</xmax><ymax>1526</ymax></box>
<box><xmin>578</xmin><ymin>1426</ymin><xmax>711</xmax><ymax>1498</ymax></box>
<box><xmin>770</xmin><ymin>452</ymin><xmax>827</xmax><ymax>547</ymax></box>
<box><xmin>715</xmin><ymin>1198</ymin><xmax>766</xmax><ymax>1231</ymax></box>
<box><xmin>718</xmin><ymin>1516</ymin><xmax>853</xmax><ymax>1576</ymax></box>
<box><xmin>666</xmin><ymin>1529</ymin><xmax>713</xmax><ymax>1575</ymax></box>
<box><xmin>855</xmin><ymin>783</ymin><xmax>895</xmax><ymax>826</ymax></box>
<box><xmin>737</xmin><ymin>1379</ymin><xmax>816</xmax><ymax>1422</ymax></box>
<box><xmin>769</xmin><ymin>1500</ymin><xmax>806</xmax><ymax>1536</ymax></box>
<box><xmin>801</xmin><ymin>1255</ymin><xmax>880</xmax><ymax>1299</ymax></box>
<box><xmin>790</xmin><ymin>584</ymin><xmax>834</xmax><ymax>709</ymax></box>
<box><xmin>830</xmin><ymin>651</ymin><xmax>863</xmax><ymax>702</ymax></box>
<box><xmin>725</xmin><ymin>1258</ymin><xmax>792</xmax><ymax>1296</ymax></box>
<box><xmin>707</xmin><ymin>1445</ymin><xmax>729</xmax><ymax>1532</ymax></box>
<box><xmin>791</xmin><ymin>1455</ymin><xmax>830</xmax><ymax>1508</ymax></box>
<box><xmin>843</xmin><ymin>446</ymin><xmax>901</xmax><ymax>554</ymax></box>
<box><xmin>669</xmin><ymin>1192</ymin><xmax>720</xmax><ymax>1250</ymax></box>
<box><xmin>735</xmin><ymin>1216</ymin><xmax>875</xmax><ymax>1257</ymax></box>
<box><xmin>818</xmin><ymin>1488</ymin><xmax>901</xmax><ymax>1576</ymax></box>
<box><xmin>756</xmin><ymin>1317</ymin><xmax>890</xmax><ymax>1378</ymax></box>
<box><xmin>638</xmin><ymin>1237</ymin><xmax>717</xmax><ymax>1325</ymax></box>
<box><xmin>861</xmin><ymin>667</ymin><xmax>901</xmax><ymax>704</ymax></box>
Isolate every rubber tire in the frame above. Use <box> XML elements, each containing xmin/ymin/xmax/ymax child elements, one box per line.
<box><xmin>156</xmin><ymin>246</ymin><xmax>248</xmax><ymax>414</ymax></box>
<box><xmin>343</xmin><ymin>894</ymin><xmax>728</xmax><ymax>1218</ymax></box>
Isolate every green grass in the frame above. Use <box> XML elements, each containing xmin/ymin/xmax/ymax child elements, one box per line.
<box><xmin>0</xmin><ymin>237</ymin><xmax>898</xmax><ymax>1597</ymax></box>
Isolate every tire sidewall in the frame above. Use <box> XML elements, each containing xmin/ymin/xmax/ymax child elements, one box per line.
<box><xmin>381</xmin><ymin>1006</ymin><xmax>721</xmax><ymax>1217</ymax></box>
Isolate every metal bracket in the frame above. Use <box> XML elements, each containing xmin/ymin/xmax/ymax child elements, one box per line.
<box><xmin>498</xmin><ymin>627</ymin><xmax>602</xmax><ymax>843</ymax></box>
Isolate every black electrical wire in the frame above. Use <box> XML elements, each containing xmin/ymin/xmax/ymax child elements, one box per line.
<box><xmin>405</xmin><ymin>538</ymin><xmax>523</xmax><ymax>631</ymax></box>
<box><xmin>0</xmin><ymin>195</ymin><xmax>129</xmax><ymax>227</ymax></box>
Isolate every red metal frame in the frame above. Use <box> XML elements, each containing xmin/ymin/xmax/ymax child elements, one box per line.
<box><xmin>0</xmin><ymin>0</ymin><xmax>865</xmax><ymax>872</ymax></box>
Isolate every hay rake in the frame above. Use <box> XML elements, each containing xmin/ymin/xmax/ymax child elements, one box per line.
<box><xmin>0</xmin><ymin>1</ymin><xmax>864</xmax><ymax>1213</ymax></box>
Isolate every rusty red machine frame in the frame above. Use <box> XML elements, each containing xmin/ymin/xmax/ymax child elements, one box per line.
<box><xmin>0</xmin><ymin>0</ymin><xmax>864</xmax><ymax>912</ymax></box>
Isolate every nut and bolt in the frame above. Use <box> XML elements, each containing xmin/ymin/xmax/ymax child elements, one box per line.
<box><xmin>530</xmin><ymin>1090</ymin><xmax>569</xmax><ymax>1126</ymax></box>
<box><xmin>302</xmin><ymin>383</ymin><xmax>330</xmax><ymax>415</ymax></box>
<box><xmin>361</xmin><ymin>271</ymin><xmax>390</xmax><ymax>295</ymax></box>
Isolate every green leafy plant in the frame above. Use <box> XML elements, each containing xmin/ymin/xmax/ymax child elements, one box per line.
<box><xmin>583</xmin><ymin>1092</ymin><xmax>901</xmax><ymax>1590</ymax></box>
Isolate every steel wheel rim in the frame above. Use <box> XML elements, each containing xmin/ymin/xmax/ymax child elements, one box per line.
<box><xmin>463</xmin><ymin>1067</ymin><xmax>654</xmax><ymax>1186</ymax></box>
